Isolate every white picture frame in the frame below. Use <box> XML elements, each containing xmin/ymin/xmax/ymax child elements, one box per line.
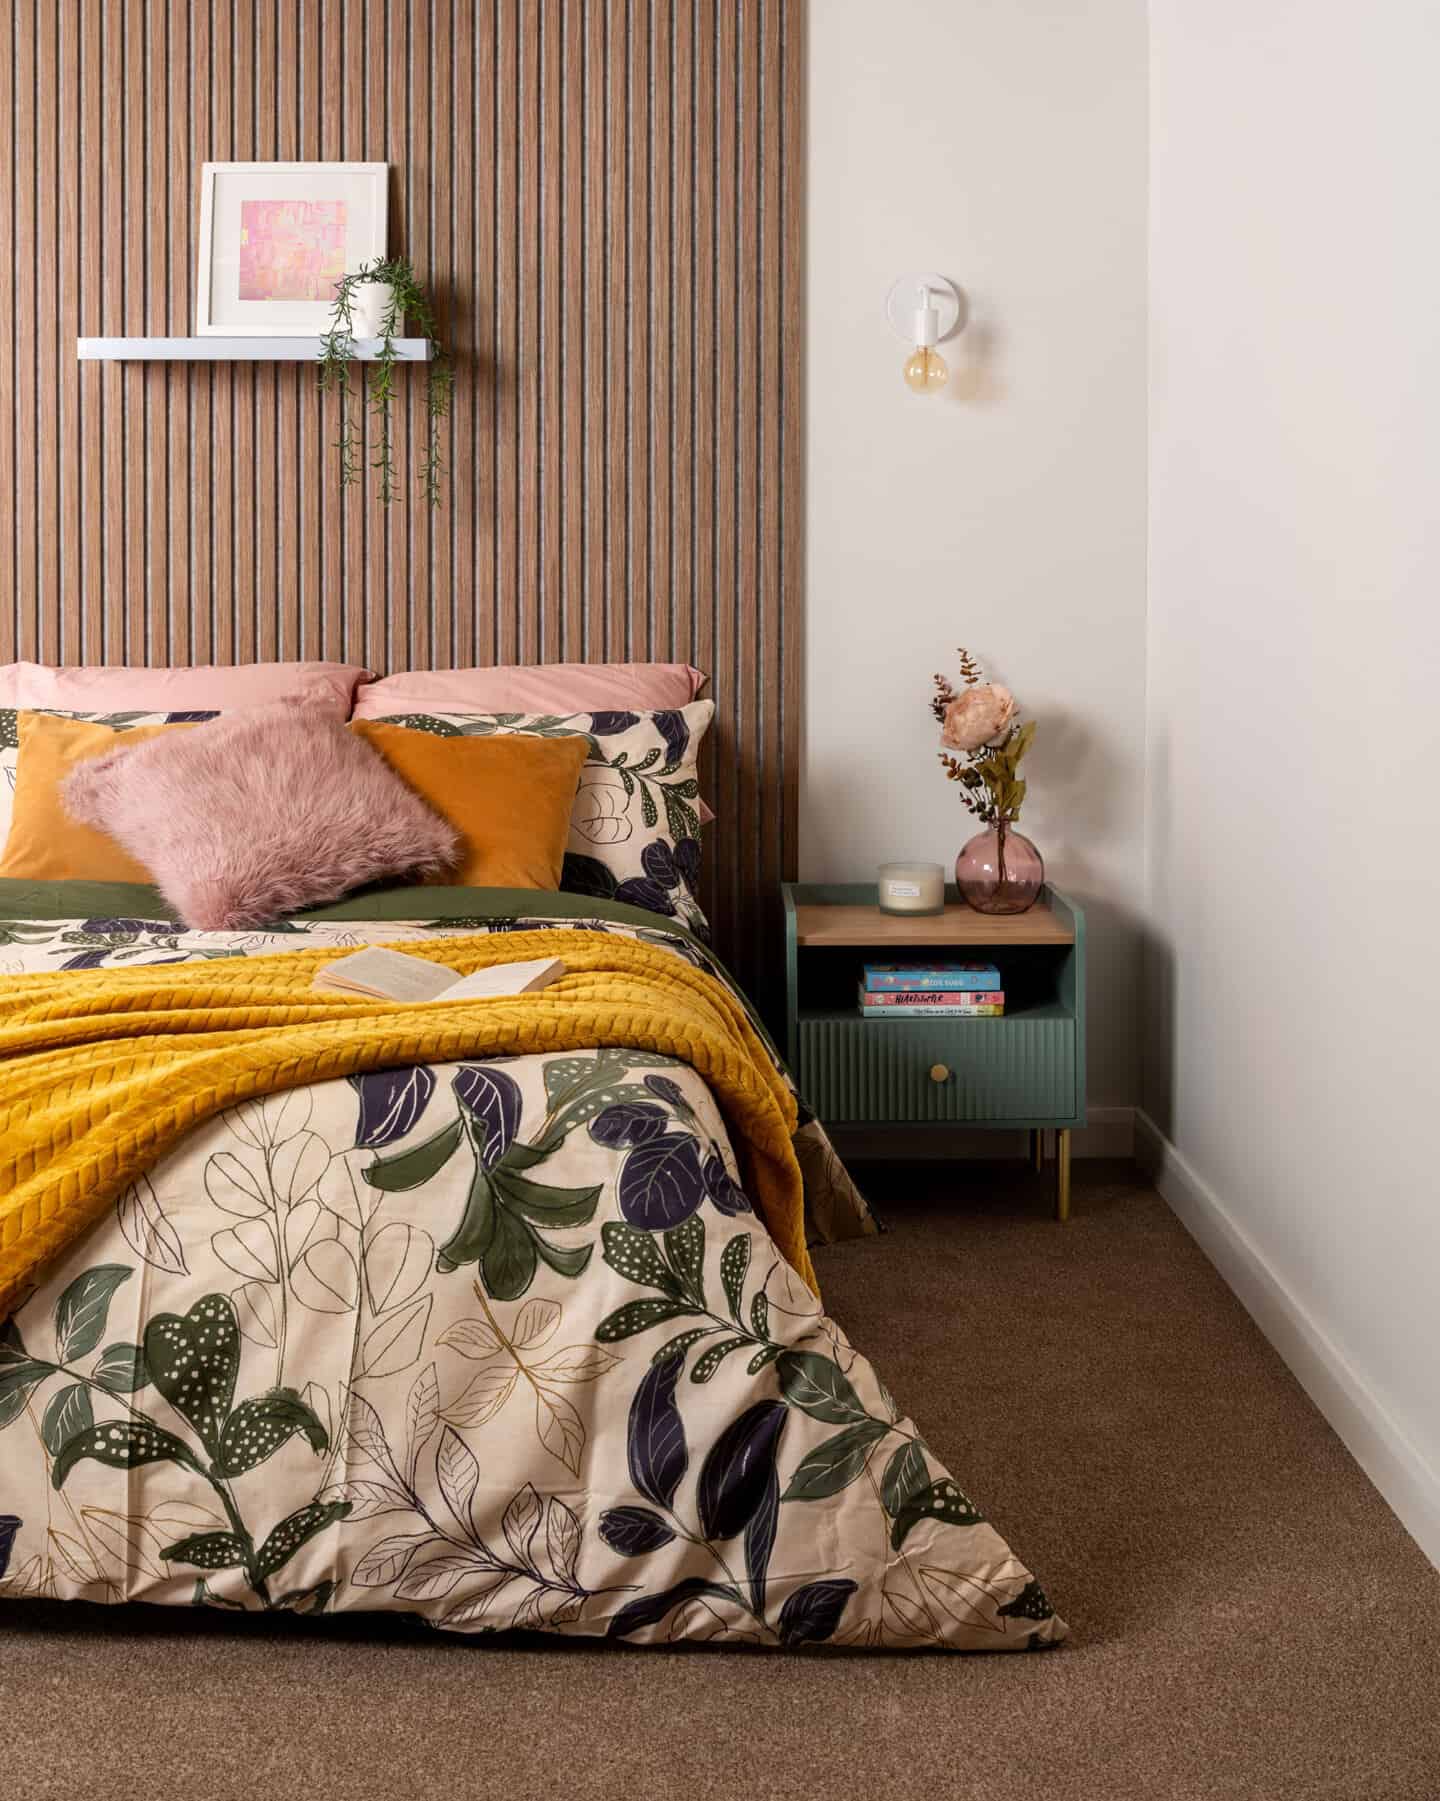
<box><xmin>196</xmin><ymin>161</ymin><xmax>388</xmax><ymax>336</ymax></box>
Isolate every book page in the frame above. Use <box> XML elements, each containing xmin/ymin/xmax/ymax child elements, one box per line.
<box><xmin>313</xmin><ymin>946</ymin><xmax>458</xmax><ymax>1003</ymax></box>
<box><xmin>433</xmin><ymin>957</ymin><xmax>565</xmax><ymax>1002</ymax></box>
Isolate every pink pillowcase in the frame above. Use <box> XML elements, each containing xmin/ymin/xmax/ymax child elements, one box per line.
<box><xmin>62</xmin><ymin>702</ymin><xmax>459</xmax><ymax>929</ymax></box>
<box><xmin>351</xmin><ymin>660</ymin><xmax>706</xmax><ymax>720</ymax></box>
<box><xmin>0</xmin><ymin>660</ymin><xmax>371</xmax><ymax>717</ymax></box>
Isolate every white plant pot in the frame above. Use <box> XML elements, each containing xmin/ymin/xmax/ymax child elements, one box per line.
<box><xmin>351</xmin><ymin>282</ymin><xmax>398</xmax><ymax>337</ymax></box>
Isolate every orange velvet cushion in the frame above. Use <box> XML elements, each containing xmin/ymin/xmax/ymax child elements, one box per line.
<box><xmin>350</xmin><ymin>720</ymin><xmax>590</xmax><ymax>890</ymax></box>
<box><xmin>0</xmin><ymin>712</ymin><xmax>196</xmax><ymax>883</ymax></box>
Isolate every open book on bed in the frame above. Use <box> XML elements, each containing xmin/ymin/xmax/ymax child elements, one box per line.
<box><xmin>313</xmin><ymin>945</ymin><xmax>565</xmax><ymax>1003</ymax></box>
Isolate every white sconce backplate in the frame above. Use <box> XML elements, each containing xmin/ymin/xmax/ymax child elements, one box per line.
<box><xmin>885</xmin><ymin>272</ymin><xmax>962</xmax><ymax>343</ymax></box>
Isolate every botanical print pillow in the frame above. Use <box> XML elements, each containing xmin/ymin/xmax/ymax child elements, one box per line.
<box><xmin>0</xmin><ymin>707</ymin><xmax>219</xmax><ymax>852</ymax></box>
<box><xmin>366</xmin><ymin>700</ymin><xmax>714</xmax><ymax>937</ymax></box>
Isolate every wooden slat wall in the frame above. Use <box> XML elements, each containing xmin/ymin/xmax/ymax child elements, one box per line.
<box><xmin>3</xmin><ymin>0</ymin><xmax>803</xmax><ymax>1009</ymax></box>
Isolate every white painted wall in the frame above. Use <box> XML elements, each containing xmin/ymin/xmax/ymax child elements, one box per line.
<box><xmin>1146</xmin><ymin>1</ymin><xmax>1440</xmax><ymax>1558</ymax></box>
<box><xmin>804</xmin><ymin>0</ymin><xmax>1150</xmax><ymax>1108</ymax></box>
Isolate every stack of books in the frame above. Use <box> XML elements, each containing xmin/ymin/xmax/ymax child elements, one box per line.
<box><xmin>859</xmin><ymin>961</ymin><xmax>1004</xmax><ymax>1018</ymax></box>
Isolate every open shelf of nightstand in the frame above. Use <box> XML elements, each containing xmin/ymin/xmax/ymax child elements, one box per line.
<box><xmin>782</xmin><ymin>882</ymin><xmax>1086</xmax><ymax>1218</ymax></box>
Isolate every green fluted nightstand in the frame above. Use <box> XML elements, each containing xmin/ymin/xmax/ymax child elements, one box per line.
<box><xmin>782</xmin><ymin>882</ymin><xmax>1086</xmax><ymax>1219</ymax></box>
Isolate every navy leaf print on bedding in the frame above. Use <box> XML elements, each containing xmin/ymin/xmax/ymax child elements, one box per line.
<box><xmin>696</xmin><ymin>1400</ymin><xmax>787</xmax><ymax>1542</ymax></box>
<box><xmin>587</xmin><ymin>712</ymin><xmax>641</xmax><ymax>736</ymax></box>
<box><xmin>642</xmin><ymin>1074</ymin><xmax>687</xmax><ymax>1110</ymax></box>
<box><xmin>626</xmin><ymin>1354</ymin><xmax>688</xmax><ymax>1510</ymax></box>
<box><xmin>597</xmin><ymin>1505</ymin><xmax>677</xmax><ymax>1557</ymax></box>
<box><xmin>560</xmin><ymin>843</ymin><xmax>705</xmax><ymax>936</ymax></box>
<box><xmin>652</xmin><ymin>710</ymin><xmax>689</xmax><ymax>767</ymax></box>
<box><xmin>609</xmin><ymin>842</ymin><xmax>685</xmax><ymax>919</ymax></box>
<box><xmin>605</xmin><ymin>1577</ymin><xmax>738</xmax><ymax>1641</ymax></box>
<box><xmin>60</xmin><ymin>950</ymin><xmax>113</xmax><ymax>970</ymax></box>
<box><xmin>615</xmin><ymin>1132</ymin><xmax>709</xmax><ymax>1230</ymax></box>
<box><xmin>349</xmin><ymin>1067</ymin><xmax>437</xmax><ymax>1150</ymax></box>
<box><xmin>452</xmin><ymin>1065</ymin><xmax>522</xmax><ymax>1168</ymax></box>
<box><xmin>0</xmin><ymin>1514</ymin><xmax>20</xmax><ymax>1579</ymax></box>
<box><xmin>673</xmin><ymin>837</ymin><xmax>701</xmax><ymax>891</ymax></box>
<box><xmin>640</xmin><ymin>840</ymin><xmax>680</xmax><ymax>889</ymax></box>
<box><xmin>588</xmin><ymin>1101</ymin><xmax>669</xmax><ymax>1150</ymax></box>
<box><xmin>559</xmin><ymin>854</ymin><xmax>617</xmax><ymax>900</ymax></box>
<box><xmin>744</xmin><ymin>1465</ymin><xmax>781</xmax><ymax>1614</ymax></box>
<box><xmin>702</xmin><ymin>1152</ymin><xmax>752</xmax><ymax>1217</ymax></box>
<box><xmin>612</xmin><ymin>878</ymin><xmax>676</xmax><ymax>918</ymax></box>
<box><xmin>777</xmin><ymin>1579</ymin><xmax>857</xmax><ymax>1647</ymax></box>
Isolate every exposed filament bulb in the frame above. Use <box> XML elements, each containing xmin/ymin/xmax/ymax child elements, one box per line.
<box><xmin>903</xmin><ymin>345</ymin><xmax>948</xmax><ymax>394</ymax></box>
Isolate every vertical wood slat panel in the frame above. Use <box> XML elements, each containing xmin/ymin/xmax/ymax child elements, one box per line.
<box><xmin>472</xmin><ymin>0</ymin><xmax>496</xmax><ymax>668</ymax></box>
<box><xmin>144</xmin><ymin>0</ymin><xmax>168</xmax><ymax>665</ymax></box>
<box><xmin>713</xmin><ymin>0</ymin><xmax>738</xmax><ymax>969</ymax></box>
<box><xmin>560</xmin><ymin>0</ymin><xmax>583</xmax><ymax>658</ymax></box>
<box><xmin>516</xmin><ymin>0</ymin><xmax>540</xmax><ymax>664</ymax></box>
<box><xmin>13</xmin><ymin>0</ymin><xmax>802</xmax><ymax>1010</ymax></box>
<box><xmin>403</xmin><ymin>0</ymin><xmax>428</xmax><ymax>668</ymax></box>
<box><xmin>15</xmin><ymin>1</ymin><xmax>38</xmax><ymax>661</ymax></box>
<box><xmin>0</xmin><ymin>6</ymin><xmax>14</xmax><ymax>659</ymax></box>
<box><xmin>540</xmin><ymin>0</ymin><xmax>562</xmax><ymax>664</ymax></box>
<box><xmin>207</xmin><ymin>0</ymin><xmax>233</xmax><ymax>665</ymax></box>
<box><xmin>603</xmin><ymin>0</ymin><xmax>626</xmax><ymax>668</ymax></box>
<box><xmin>79</xmin><ymin>1</ymin><xmax>104</xmax><ymax>658</ymax></box>
<box><xmin>758</xmin><ymin>0</ymin><xmax>783</xmax><ymax>1005</ymax></box>
<box><xmin>447</xmin><ymin>0</ymin><xmax>474</xmax><ymax>669</ymax></box>
<box><xmin>188</xmin><ymin>0</ymin><xmax>213</xmax><ymax>664</ymax></box>
<box><xmin>51</xmin><ymin>3</ymin><xmax>75</xmax><ymax>668</ymax></box>
<box><xmin>691</xmin><ymin>0</ymin><xmax>719</xmax><ymax>945</ymax></box>
<box><xmin>582</xmin><ymin>0</ymin><xmax>606</xmax><ymax>664</ymax></box>
<box><xmin>494</xmin><ymin>0</ymin><xmax>519</xmax><ymax>667</ymax></box>
<box><xmin>430</xmin><ymin>3</ymin><xmax>454</xmax><ymax>668</ymax></box>
<box><xmin>625</xmin><ymin>0</ymin><xmax>648</xmax><ymax>666</ymax></box>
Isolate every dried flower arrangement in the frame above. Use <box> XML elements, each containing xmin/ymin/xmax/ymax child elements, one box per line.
<box><xmin>930</xmin><ymin>647</ymin><xmax>1036</xmax><ymax>827</ymax></box>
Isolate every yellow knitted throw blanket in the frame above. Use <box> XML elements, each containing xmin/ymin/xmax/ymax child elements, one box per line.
<box><xmin>0</xmin><ymin>930</ymin><xmax>810</xmax><ymax>1323</ymax></box>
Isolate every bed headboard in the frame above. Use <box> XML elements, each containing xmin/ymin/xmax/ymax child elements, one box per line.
<box><xmin>1</xmin><ymin>0</ymin><xmax>803</xmax><ymax>1009</ymax></box>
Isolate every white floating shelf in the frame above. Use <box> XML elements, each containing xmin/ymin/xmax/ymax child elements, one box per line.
<box><xmin>77</xmin><ymin>337</ymin><xmax>434</xmax><ymax>363</ymax></box>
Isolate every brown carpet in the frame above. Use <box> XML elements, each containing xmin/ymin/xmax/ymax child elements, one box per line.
<box><xmin>2</xmin><ymin>1161</ymin><xmax>1437</xmax><ymax>1801</ymax></box>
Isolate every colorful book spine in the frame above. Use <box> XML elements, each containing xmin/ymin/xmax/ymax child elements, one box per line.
<box><xmin>860</xmin><ymin>1002</ymin><xmax>1004</xmax><ymax>1019</ymax></box>
<box><xmin>862</xmin><ymin>987</ymin><xmax>1006</xmax><ymax>1008</ymax></box>
<box><xmin>863</xmin><ymin>963</ymin><xmax>1001</xmax><ymax>992</ymax></box>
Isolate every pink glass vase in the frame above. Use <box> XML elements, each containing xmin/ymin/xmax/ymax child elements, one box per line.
<box><xmin>955</xmin><ymin>821</ymin><xmax>1044</xmax><ymax>914</ymax></box>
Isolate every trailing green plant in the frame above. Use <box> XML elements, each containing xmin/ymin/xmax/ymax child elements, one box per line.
<box><xmin>317</xmin><ymin>257</ymin><xmax>454</xmax><ymax>507</ymax></box>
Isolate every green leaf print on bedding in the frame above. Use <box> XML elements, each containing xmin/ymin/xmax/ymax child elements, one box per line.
<box><xmin>361</xmin><ymin>1052</ymin><xmax>693</xmax><ymax>1303</ymax></box>
<box><xmin>7</xmin><ymin>1274</ymin><xmax>352</xmax><ymax>1612</ymax></box>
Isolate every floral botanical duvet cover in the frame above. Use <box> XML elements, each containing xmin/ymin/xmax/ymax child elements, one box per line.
<box><xmin>0</xmin><ymin>883</ymin><xmax>1064</xmax><ymax>1651</ymax></box>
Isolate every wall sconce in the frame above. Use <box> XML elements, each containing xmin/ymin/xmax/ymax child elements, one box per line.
<box><xmin>886</xmin><ymin>273</ymin><xmax>963</xmax><ymax>396</ymax></box>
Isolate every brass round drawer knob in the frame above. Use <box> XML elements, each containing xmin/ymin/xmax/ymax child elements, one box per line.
<box><xmin>929</xmin><ymin>1063</ymin><xmax>951</xmax><ymax>1084</ymax></box>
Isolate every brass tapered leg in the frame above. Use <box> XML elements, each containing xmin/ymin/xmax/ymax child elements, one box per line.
<box><xmin>1055</xmin><ymin>1128</ymin><xmax>1071</xmax><ymax>1223</ymax></box>
<box><xmin>1030</xmin><ymin>1128</ymin><xmax>1045</xmax><ymax>1173</ymax></box>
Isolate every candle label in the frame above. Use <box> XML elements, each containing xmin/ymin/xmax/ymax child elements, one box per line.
<box><xmin>886</xmin><ymin>881</ymin><xmax>922</xmax><ymax>898</ymax></box>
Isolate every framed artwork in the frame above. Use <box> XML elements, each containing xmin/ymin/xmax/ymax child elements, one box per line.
<box><xmin>196</xmin><ymin>162</ymin><xmax>388</xmax><ymax>335</ymax></box>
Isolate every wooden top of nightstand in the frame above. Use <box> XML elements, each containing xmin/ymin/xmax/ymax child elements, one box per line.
<box><xmin>790</xmin><ymin>897</ymin><xmax>1075</xmax><ymax>948</ymax></box>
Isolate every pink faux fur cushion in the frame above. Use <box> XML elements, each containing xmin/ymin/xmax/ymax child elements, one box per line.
<box><xmin>62</xmin><ymin>702</ymin><xmax>460</xmax><ymax>928</ymax></box>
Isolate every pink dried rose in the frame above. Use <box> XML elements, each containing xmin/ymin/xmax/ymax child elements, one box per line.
<box><xmin>940</xmin><ymin>683</ymin><xmax>1016</xmax><ymax>752</ymax></box>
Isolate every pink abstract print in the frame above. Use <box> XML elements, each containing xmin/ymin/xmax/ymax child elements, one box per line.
<box><xmin>238</xmin><ymin>198</ymin><xmax>347</xmax><ymax>301</ymax></box>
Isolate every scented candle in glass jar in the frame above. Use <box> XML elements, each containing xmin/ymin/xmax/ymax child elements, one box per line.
<box><xmin>877</xmin><ymin>861</ymin><xmax>945</xmax><ymax>915</ymax></box>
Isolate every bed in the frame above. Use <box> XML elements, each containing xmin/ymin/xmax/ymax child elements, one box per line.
<box><xmin>0</xmin><ymin>879</ymin><xmax>1064</xmax><ymax>1651</ymax></box>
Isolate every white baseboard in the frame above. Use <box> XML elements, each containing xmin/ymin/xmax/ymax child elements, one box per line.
<box><xmin>832</xmin><ymin>1106</ymin><xmax>1135</xmax><ymax>1163</ymax></box>
<box><xmin>1135</xmin><ymin>1110</ymin><xmax>1440</xmax><ymax>1571</ymax></box>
